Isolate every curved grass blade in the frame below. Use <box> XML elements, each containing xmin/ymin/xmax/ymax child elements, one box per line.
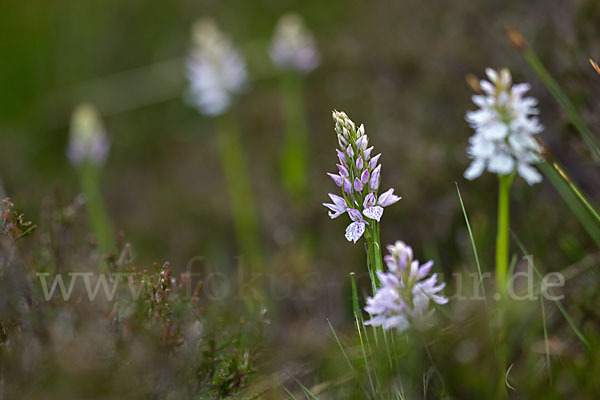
<box><xmin>537</xmin><ymin>161</ymin><xmax>600</xmax><ymax>248</ymax></box>
<box><xmin>508</xmin><ymin>29</ymin><xmax>600</xmax><ymax>161</ymax></box>
<box><xmin>456</xmin><ymin>183</ymin><xmax>488</xmax><ymax>306</ymax></box>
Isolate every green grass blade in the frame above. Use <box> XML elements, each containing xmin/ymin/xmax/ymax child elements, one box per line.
<box><xmin>283</xmin><ymin>386</ymin><xmax>299</xmax><ymax>400</ymax></box>
<box><xmin>538</xmin><ymin>161</ymin><xmax>600</xmax><ymax>248</ymax></box>
<box><xmin>456</xmin><ymin>183</ymin><xmax>488</xmax><ymax>305</ymax></box>
<box><xmin>287</xmin><ymin>372</ymin><xmax>320</xmax><ymax>400</ymax></box>
<box><xmin>552</xmin><ymin>162</ymin><xmax>600</xmax><ymax>224</ymax></box>
<box><xmin>355</xmin><ymin>315</ymin><xmax>377</xmax><ymax>397</ymax></box>
<box><xmin>510</xmin><ymin>29</ymin><xmax>600</xmax><ymax>161</ymax></box>
<box><xmin>327</xmin><ymin>319</ymin><xmax>357</xmax><ymax>375</ymax></box>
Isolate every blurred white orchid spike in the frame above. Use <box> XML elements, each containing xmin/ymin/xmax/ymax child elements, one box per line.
<box><xmin>269</xmin><ymin>13</ymin><xmax>320</xmax><ymax>74</ymax></box>
<box><xmin>464</xmin><ymin>68</ymin><xmax>544</xmax><ymax>185</ymax></box>
<box><xmin>67</xmin><ymin>103</ymin><xmax>110</xmax><ymax>166</ymax></box>
<box><xmin>186</xmin><ymin>18</ymin><xmax>248</xmax><ymax>116</ymax></box>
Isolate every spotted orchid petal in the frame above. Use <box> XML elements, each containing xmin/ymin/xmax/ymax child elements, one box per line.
<box><xmin>363</xmin><ymin>206</ymin><xmax>384</xmax><ymax>222</ymax></box>
<box><xmin>345</xmin><ymin>221</ymin><xmax>366</xmax><ymax>243</ymax></box>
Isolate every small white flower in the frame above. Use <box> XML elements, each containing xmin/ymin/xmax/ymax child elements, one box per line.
<box><xmin>186</xmin><ymin>18</ymin><xmax>247</xmax><ymax>116</ymax></box>
<box><xmin>66</xmin><ymin>103</ymin><xmax>110</xmax><ymax>166</ymax></box>
<box><xmin>464</xmin><ymin>68</ymin><xmax>543</xmax><ymax>185</ymax></box>
<box><xmin>269</xmin><ymin>13</ymin><xmax>320</xmax><ymax>74</ymax></box>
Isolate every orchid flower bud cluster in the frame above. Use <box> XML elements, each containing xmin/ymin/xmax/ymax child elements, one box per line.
<box><xmin>269</xmin><ymin>13</ymin><xmax>320</xmax><ymax>74</ymax></box>
<box><xmin>66</xmin><ymin>103</ymin><xmax>110</xmax><ymax>166</ymax></box>
<box><xmin>186</xmin><ymin>18</ymin><xmax>248</xmax><ymax>116</ymax></box>
<box><xmin>364</xmin><ymin>241</ymin><xmax>447</xmax><ymax>332</ymax></box>
<box><xmin>464</xmin><ymin>68</ymin><xmax>544</xmax><ymax>185</ymax></box>
<box><xmin>323</xmin><ymin>111</ymin><xmax>401</xmax><ymax>243</ymax></box>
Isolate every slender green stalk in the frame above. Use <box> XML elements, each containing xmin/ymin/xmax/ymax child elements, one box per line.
<box><xmin>364</xmin><ymin>222</ymin><xmax>383</xmax><ymax>290</ymax></box>
<box><xmin>495</xmin><ymin>174</ymin><xmax>514</xmax><ymax>399</ymax></box>
<box><xmin>215</xmin><ymin>112</ymin><xmax>263</xmax><ymax>284</ymax></box>
<box><xmin>495</xmin><ymin>174</ymin><xmax>513</xmax><ymax>295</ymax></box>
<box><xmin>79</xmin><ymin>161</ymin><xmax>112</xmax><ymax>258</ymax></box>
<box><xmin>280</xmin><ymin>71</ymin><xmax>310</xmax><ymax>201</ymax></box>
<box><xmin>372</xmin><ymin>222</ymin><xmax>383</xmax><ymax>273</ymax></box>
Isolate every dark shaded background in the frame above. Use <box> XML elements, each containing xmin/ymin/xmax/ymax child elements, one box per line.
<box><xmin>2</xmin><ymin>0</ymin><xmax>600</xmax><ymax>335</ymax></box>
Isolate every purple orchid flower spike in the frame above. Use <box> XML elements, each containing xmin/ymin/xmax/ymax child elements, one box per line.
<box><xmin>365</xmin><ymin>240</ymin><xmax>447</xmax><ymax>333</ymax></box>
<box><xmin>323</xmin><ymin>110</ymin><xmax>402</xmax><ymax>243</ymax></box>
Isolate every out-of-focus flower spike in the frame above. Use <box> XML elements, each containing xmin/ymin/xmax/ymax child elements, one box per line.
<box><xmin>464</xmin><ymin>68</ymin><xmax>543</xmax><ymax>184</ymax></box>
<box><xmin>186</xmin><ymin>18</ymin><xmax>247</xmax><ymax>116</ymax></box>
<box><xmin>67</xmin><ymin>103</ymin><xmax>110</xmax><ymax>166</ymax></box>
<box><xmin>364</xmin><ymin>241</ymin><xmax>447</xmax><ymax>332</ymax></box>
<box><xmin>269</xmin><ymin>13</ymin><xmax>320</xmax><ymax>74</ymax></box>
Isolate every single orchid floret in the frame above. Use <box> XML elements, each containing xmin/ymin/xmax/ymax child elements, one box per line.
<box><xmin>365</xmin><ymin>241</ymin><xmax>447</xmax><ymax>333</ymax></box>
<box><xmin>464</xmin><ymin>68</ymin><xmax>544</xmax><ymax>185</ymax></box>
<box><xmin>186</xmin><ymin>18</ymin><xmax>247</xmax><ymax>116</ymax></box>
<box><xmin>345</xmin><ymin>208</ymin><xmax>368</xmax><ymax>243</ymax></box>
<box><xmin>66</xmin><ymin>103</ymin><xmax>110</xmax><ymax>166</ymax></box>
<box><xmin>323</xmin><ymin>194</ymin><xmax>347</xmax><ymax>219</ymax></box>
<box><xmin>323</xmin><ymin>111</ymin><xmax>401</xmax><ymax>243</ymax></box>
<box><xmin>269</xmin><ymin>13</ymin><xmax>320</xmax><ymax>74</ymax></box>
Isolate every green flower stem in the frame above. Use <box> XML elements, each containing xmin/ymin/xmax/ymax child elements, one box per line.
<box><xmin>495</xmin><ymin>173</ymin><xmax>514</xmax><ymax>399</ymax></box>
<box><xmin>280</xmin><ymin>71</ymin><xmax>309</xmax><ymax>201</ymax></box>
<box><xmin>373</xmin><ymin>222</ymin><xmax>383</xmax><ymax>273</ymax></box>
<box><xmin>366</xmin><ymin>222</ymin><xmax>384</xmax><ymax>289</ymax></box>
<box><xmin>495</xmin><ymin>174</ymin><xmax>513</xmax><ymax>296</ymax></box>
<box><xmin>216</xmin><ymin>111</ymin><xmax>264</xmax><ymax>283</ymax></box>
<box><xmin>79</xmin><ymin>161</ymin><xmax>113</xmax><ymax>258</ymax></box>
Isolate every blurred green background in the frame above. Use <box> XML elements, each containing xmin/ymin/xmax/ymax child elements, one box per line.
<box><xmin>2</xmin><ymin>0</ymin><xmax>600</xmax><ymax>330</ymax></box>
